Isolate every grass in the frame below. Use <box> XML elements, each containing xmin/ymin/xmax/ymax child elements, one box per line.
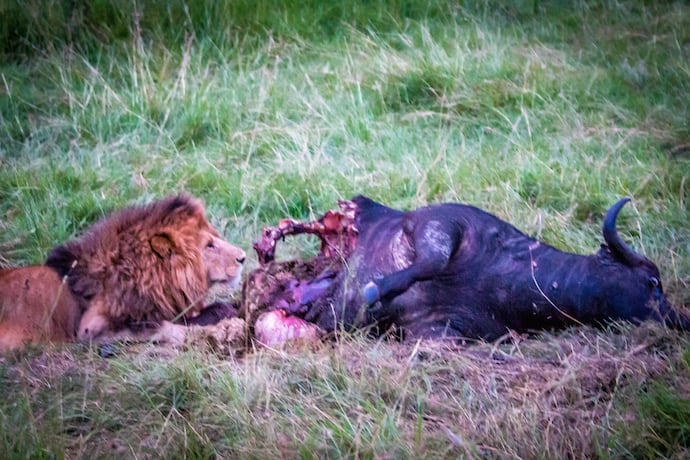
<box><xmin>1</xmin><ymin>0</ymin><xmax>689</xmax><ymax>457</ymax></box>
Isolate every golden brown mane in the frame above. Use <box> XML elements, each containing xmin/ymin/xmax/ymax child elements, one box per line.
<box><xmin>46</xmin><ymin>194</ymin><xmax>213</xmax><ymax>329</ymax></box>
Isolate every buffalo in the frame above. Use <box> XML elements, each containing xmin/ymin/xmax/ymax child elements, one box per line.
<box><xmin>220</xmin><ymin>196</ymin><xmax>688</xmax><ymax>344</ymax></box>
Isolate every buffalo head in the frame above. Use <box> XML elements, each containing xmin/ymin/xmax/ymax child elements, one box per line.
<box><xmin>597</xmin><ymin>198</ymin><xmax>680</xmax><ymax>327</ymax></box>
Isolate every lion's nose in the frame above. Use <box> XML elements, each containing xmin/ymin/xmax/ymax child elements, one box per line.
<box><xmin>237</xmin><ymin>256</ymin><xmax>246</xmax><ymax>265</ymax></box>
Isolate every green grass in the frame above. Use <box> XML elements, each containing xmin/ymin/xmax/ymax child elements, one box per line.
<box><xmin>1</xmin><ymin>0</ymin><xmax>689</xmax><ymax>457</ymax></box>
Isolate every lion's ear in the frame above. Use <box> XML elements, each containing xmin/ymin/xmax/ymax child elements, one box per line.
<box><xmin>151</xmin><ymin>233</ymin><xmax>176</xmax><ymax>258</ymax></box>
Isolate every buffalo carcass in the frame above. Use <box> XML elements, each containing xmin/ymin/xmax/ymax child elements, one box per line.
<box><xmin>233</xmin><ymin>196</ymin><xmax>688</xmax><ymax>344</ymax></box>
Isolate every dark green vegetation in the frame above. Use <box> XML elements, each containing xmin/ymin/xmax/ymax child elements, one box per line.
<box><xmin>1</xmin><ymin>0</ymin><xmax>689</xmax><ymax>457</ymax></box>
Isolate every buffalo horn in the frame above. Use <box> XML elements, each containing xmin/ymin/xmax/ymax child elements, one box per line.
<box><xmin>602</xmin><ymin>197</ymin><xmax>646</xmax><ymax>266</ymax></box>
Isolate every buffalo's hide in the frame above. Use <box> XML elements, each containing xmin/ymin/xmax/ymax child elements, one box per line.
<box><xmin>237</xmin><ymin>196</ymin><xmax>686</xmax><ymax>345</ymax></box>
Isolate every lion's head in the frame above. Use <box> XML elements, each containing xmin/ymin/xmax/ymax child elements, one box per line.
<box><xmin>46</xmin><ymin>194</ymin><xmax>246</xmax><ymax>343</ymax></box>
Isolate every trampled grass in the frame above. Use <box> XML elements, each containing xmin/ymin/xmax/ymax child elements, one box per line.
<box><xmin>1</xmin><ymin>0</ymin><xmax>689</xmax><ymax>457</ymax></box>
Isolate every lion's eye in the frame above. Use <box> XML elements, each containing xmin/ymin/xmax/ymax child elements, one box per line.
<box><xmin>648</xmin><ymin>277</ymin><xmax>659</xmax><ymax>288</ymax></box>
<box><xmin>206</xmin><ymin>240</ymin><xmax>216</xmax><ymax>249</ymax></box>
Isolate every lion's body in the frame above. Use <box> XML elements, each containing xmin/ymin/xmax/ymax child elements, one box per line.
<box><xmin>0</xmin><ymin>266</ymin><xmax>81</xmax><ymax>351</ymax></box>
<box><xmin>0</xmin><ymin>194</ymin><xmax>245</xmax><ymax>352</ymax></box>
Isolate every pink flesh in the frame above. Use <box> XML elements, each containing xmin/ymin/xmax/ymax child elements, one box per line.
<box><xmin>253</xmin><ymin>200</ymin><xmax>359</xmax><ymax>265</ymax></box>
<box><xmin>250</xmin><ymin>199</ymin><xmax>362</xmax><ymax>346</ymax></box>
<box><xmin>254</xmin><ymin>310</ymin><xmax>321</xmax><ymax>346</ymax></box>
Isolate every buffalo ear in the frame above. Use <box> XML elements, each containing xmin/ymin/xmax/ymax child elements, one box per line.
<box><xmin>151</xmin><ymin>233</ymin><xmax>176</xmax><ymax>258</ymax></box>
<box><xmin>596</xmin><ymin>244</ymin><xmax>617</xmax><ymax>265</ymax></box>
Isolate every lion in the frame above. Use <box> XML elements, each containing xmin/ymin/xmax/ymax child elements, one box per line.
<box><xmin>0</xmin><ymin>266</ymin><xmax>81</xmax><ymax>352</ymax></box>
<box><xmin>0</xmin><ymin>194</ymin><xmax>246</xmax><ymax>352</ymax></box>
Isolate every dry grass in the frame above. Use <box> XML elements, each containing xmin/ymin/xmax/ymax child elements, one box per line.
<box><xmin>1</xmin><ymin>322</ymin><xmax>687</xmax><ymax>458</ymax></box>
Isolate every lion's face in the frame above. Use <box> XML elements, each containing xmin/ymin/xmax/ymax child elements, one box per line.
<box><xmin>200</xmin><ymin>229</ymin><xmax>246</xmax><ymax>300</ymax></box>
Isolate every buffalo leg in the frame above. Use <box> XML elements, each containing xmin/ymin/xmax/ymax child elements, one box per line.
<box><xmin>363</xmin><ymin>219</ymin><xmax>461</xmax><ymax>305</ymax></box>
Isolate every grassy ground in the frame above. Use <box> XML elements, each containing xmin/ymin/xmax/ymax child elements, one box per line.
<box><xmin>1</xmin><ymin>0</ymin><xmax>689</xmax><ymax>457</ymax></box>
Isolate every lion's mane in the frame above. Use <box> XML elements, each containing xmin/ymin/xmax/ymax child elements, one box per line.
<box><xmin>46</xmin><ymin>194</ymin><xmax>212</xmax><ymax>329</ymax></box>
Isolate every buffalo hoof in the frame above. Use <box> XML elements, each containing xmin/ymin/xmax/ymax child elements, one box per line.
<box><xmin>362</xmin><ymin>281</ymin><xmax>380</xmax><ymax>305</ymax></box>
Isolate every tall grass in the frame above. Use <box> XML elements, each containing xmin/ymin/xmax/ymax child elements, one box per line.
<box><xmin>1</xmin><ymin>0</ymin><xmax>689</xmax><ymax>457</ymax></box>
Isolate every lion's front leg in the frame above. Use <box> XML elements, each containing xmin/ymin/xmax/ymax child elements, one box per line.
<box><xmin>78</xmin><ymin>299</ymin><xmax>188</xmax><ymax>347</ymax></box>
<box><xmin>148</xmin><ymin>320</ymin><xmax>187</xmax><ymax>346</ymax></box>
<box><xmin>77</xmin><ymin>299</ymin><xmax>110</xmax><ymax>343</ymax></box>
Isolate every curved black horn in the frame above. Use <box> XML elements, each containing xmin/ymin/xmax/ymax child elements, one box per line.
<box><xmin>602</xmin><ymin>197</ymin><xmax>646</xmax><ymax>266</ymax></box>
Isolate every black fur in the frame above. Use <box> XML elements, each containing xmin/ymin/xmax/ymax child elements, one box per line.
<box><xmin>301</xmin><ymin>196</ymin><xmax>687</xmax><ymax>341</ymax></box>
<box><xmin>184</xmin><ymin>301</ymin><xmax>239</xmax><ymax>326</ymax></box>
